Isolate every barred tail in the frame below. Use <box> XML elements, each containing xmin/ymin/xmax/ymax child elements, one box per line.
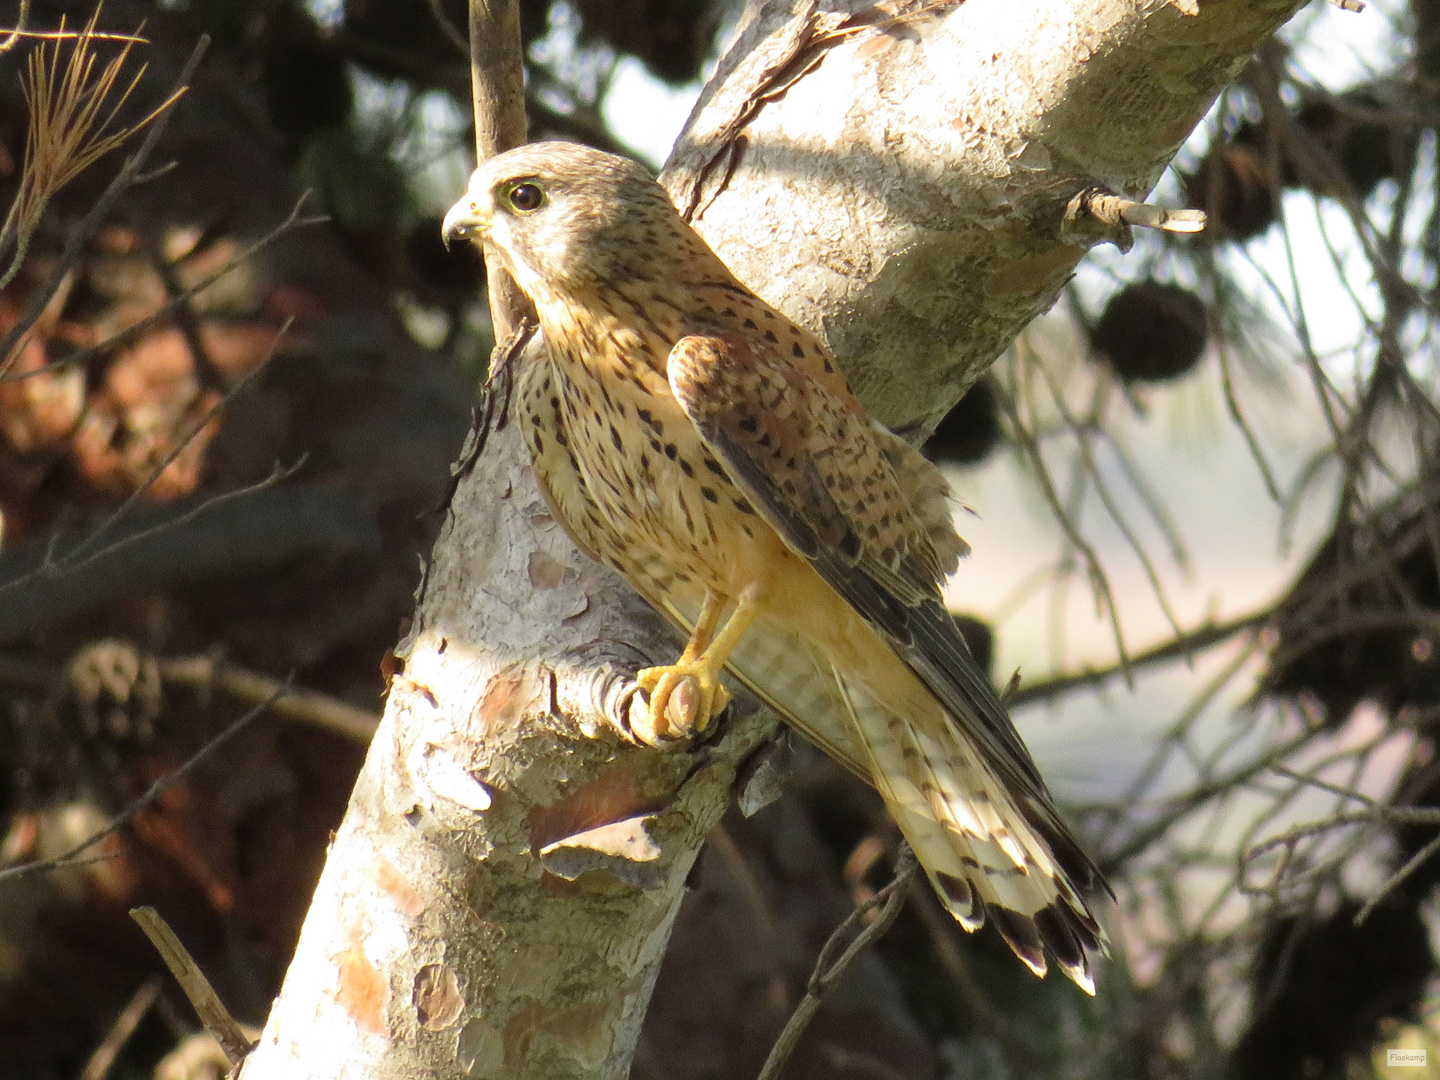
<box><xmin>832</xmin><ymin>669</ymin><xmax>1106</xmax><ymax>994</ymax></box>
<box><xmin>661</xmin><ymin>593</ymin><xmax>1107</xmax><ymax>992</ymax></box>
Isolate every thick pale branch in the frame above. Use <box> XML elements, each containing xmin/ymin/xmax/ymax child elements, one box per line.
<box><xmin>663</xmin><ymin>0</ymin><xmax>1308</xmax><ymax>433</ymax></box>
<box><xmin>240</xmin><ymin>409</ymin><xmax>778</xmax><ymax>1079</ymax></box>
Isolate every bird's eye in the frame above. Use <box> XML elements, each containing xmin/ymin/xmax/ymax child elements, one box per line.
<box><xmin>506</xmin><ymin>182</ymin><xmax>544</xmax><ymax>213</ymax></box>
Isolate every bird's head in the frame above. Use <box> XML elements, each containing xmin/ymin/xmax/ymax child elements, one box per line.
<box><xmin>442</xmin><ymin>141</ymin><xmax>687</xmax><ymax>304</ymax></box>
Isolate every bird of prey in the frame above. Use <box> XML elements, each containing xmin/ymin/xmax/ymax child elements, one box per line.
<box><xmin>443</xmin><ymin>141</ymin><xmax>1107</xmax><ymax>992</ymax></box>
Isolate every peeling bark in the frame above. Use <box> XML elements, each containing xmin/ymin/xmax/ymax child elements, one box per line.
<box><xmin>241</xmin><ymin>1</ymin><xmax>1307</xmax><ymax>1076</ymax></box>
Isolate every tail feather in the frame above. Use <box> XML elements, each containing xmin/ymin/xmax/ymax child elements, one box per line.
<box><xmin>666</xmin><ymin>595</ymin><xmax>1108</xmax><ymax>993</ymax></box>
<box><xmin>831</xmin><ymin>666</ymin><xmax>1105</xmax><ymax>994</ymax></box>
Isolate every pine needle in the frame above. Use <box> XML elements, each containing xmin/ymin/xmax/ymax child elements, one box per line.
<box><xmin>0</xmin><ymin>7</ymin><xmax>181</xmax><ymax>291</ymax></box>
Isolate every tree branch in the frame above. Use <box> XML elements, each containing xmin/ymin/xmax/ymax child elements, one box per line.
<box><xmin>468</xmin><ymin>0</ymin><xmax>531</xmax><ymax>340</ymax></box>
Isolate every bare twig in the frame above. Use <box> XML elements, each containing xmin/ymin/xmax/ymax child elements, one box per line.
<box><xmin>1008</xmin><ymin>607</ymin><xmax>1271</xmax><ymax>708</ymax></box>
<box><xmin>158</xmin><ymin>654</ymin><xmax>380</xmax><ymax>744</ymax></box>
<box><xmin>709</xmin><ymin>825</ymin><xmax>789</xmax><ymax>1017</ymax></box>
<box><xmin>755</xmin><ymin>847</ymin><xmax>917</xmax><ymax>1080</ymax></box>
<box><xmin>136</xmin><ymin>225</ymin><xmax>227</xmax><ymax>390</ymax></box>
<box><xmin>1101</xmin><ymin>724</ymin><xmax>1314</xmax><ymax>874</ymax></box>
<box><xmin>1355</xmin><ymin>831</ymin><xmax>1440</xmax><ymax>925</ymax></box>
<box><xmin>78</xmin><ymin>976</ymin><xmax>163</xmax><ymax>1080</ymax></box>
<box><xmin>1061</xmin><ymin>186</ymin><xmax>1206</xmax><ymax>250</ymax></box>
<box><xmin>1033</xmin><ymin>353</ymin><xmax>1187</xmax><ymax>639</ymax></box>
<box><xmin>0</xmin><ymin>0</ymin><xmax>33</xmax><ymax>56</ymax></box>
<box><xmin>466</xmin><ymin>0</ymin><xmax>531</xmax><ymax>339</ymax></box>
<box><xmin>1216</xmin><ymin>339</ymin><xmax>1284</xmax><ymax>504</ymax></box>
<box><xmin>425</xmin><ymin>0</ymin><xmax>470</xmax><ymax>57</ymax></box>
<box><xmin>0</xmin><ymin>195</ymin><xmax>320</xmax><ymax>386</ymax></box>
<box><xmin>130</xmin><ymin>907</ymin><xmax>254</xmax><ymax>1067</ymax></box>
<box><xmin>0</xmin><ymin>319</ymin><xmax>295</xmax><ymax>607</ymax></box>
<box><xmin>907</xmin><ymin>885</ymin><xmax>1040</xmax><ymax>1071</ymax></box>
<box><xmin>995</xmin><ymin>370</ymin><xmax>1133</xmax><ymax>679</ymax></box>
<box><xmin>0</xmin><ymin>681</ymin><xmax>283</xmax><ymax>886</ymax></box>
<box><xmin>0</xmin><ymin>480</ymin><xmax>385</xmax><ymax>642</ymax></box>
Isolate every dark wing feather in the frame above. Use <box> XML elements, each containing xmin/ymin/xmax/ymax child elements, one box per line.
<box><xmin>667</xmin><ymin>331</ymin><xmax>1105</xmax><ymax>894</ymax></box>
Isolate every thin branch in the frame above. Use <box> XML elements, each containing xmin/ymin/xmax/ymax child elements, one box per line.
<box><xmin>0</xmin><ymin>449</ymin><xmax>294</xmax><ymax>595</ymax></box>
<box><xmin>0</xmin><ymin>0</ymin><xmax>33</xmax><ymax>56</ymax></box>
<box><xmin>425</xmin><ymin>0</ymin><xmax>470</xmax><ymax>58</ymax></box>
<box><xmin>906</xmin><ymin>885</ymin><xmax>1040</xmax><ymax>1072</ymax></box>
<box><xmin>1034</xmin><ymin>356</ymin><xmax>1186</xmax><ymax>639</ymax></box>
<box><xmin>0</xmin><ymin>680</ymin><xmax>283</xmax><ymax>886</ymax></box>
<box><xmin>1096</xmin><ymin>425</ymin><xmax>1192</xmax><ymax>575</ymax></box>
<box><xmin>0</xmin><ymin>195</ymin><xmax>320</xmax><ymax>386</ymax></box>
<box><xmin>1216</xmin><ymin>338</ymin><xmax>1283</xmax><ymax>504</ymax></box>
<box><xmin>755</xmin><ymin>847</ymin><xmax>917</xmax><ymax>1080</ymax></box>
<box><xmin>467</xmin><ymin>0</ymin><xmax>531</xmax><ymax>340</ymax></box>
<box><xmin>158</xmin><ymin>654</ymin><xmax>380</xmax><ymax>744</ymax></box>
<box><xmin>130</xmin><ymin>907</ymin><xmax>255</xmax><ymax>1066</ymax></box>
<box><xmin>709</xmin><ymin>825</ymin><xmax>789</xmax><ymax>1017</ymax></box>
<box><xmin>1100</xmin><ymin>724</ymin><xmax>1315</xmax><ymax>874</ymax></box>
<box><xmin>1008</xmin><ymin>607</ymin><xmax>1271</xmax><ymax>708</ymax></box>
<box><xmin>1355</xmin><ymin>831</ymin><xmax>1440</xmax><ymax>925</ymax></box>
<box><xmin>78</xmin><ymin>976</ymin><xmax>163</xmax><ymax>1080</ymax></box>
<box><xmin>136</xmin><ymin>223</ymin><xmax>227</xmax><ymax>390</ymax></box>
<box><xmin>995</xmin><ymin>370</ymin><xmax>1132</xmax><ymax>679</ymax></box>
<box><xmin>0</xmin><ymin>477</ymin><xmax>385</xmax><ymax>642</ymax></box>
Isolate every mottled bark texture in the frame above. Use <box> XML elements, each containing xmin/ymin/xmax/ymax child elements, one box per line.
<box><xmin>241</xmin><ymin>1</ymin><xmax>1306</xmax><ymax>1077</ymax></box>
<box><xmin>666</xmin><ymin>0</ymin><xmax>1306</xmax><ymax>433</ymax></box>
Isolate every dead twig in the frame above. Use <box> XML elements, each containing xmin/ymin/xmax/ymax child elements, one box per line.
<box><xmin>425</xmin><ymin>0</ymin><xmax>470</xmax><ymax>57</ymax></box>
<box><xmin>0</xmin><ymin>195</ymin><xmax>321</xmax><ymax>386</ymax></box>
<box><xmin>907</xmin><ymin>884</ymin><xmax>1040</xmax><ymax>1072</ymax></box>
<box><xmin>0</xmin><ymin>319</ymin><xmax>295</xmax><ymax>604</ymax></box>
<box><xmin>755</xmin><ymin>846</ymin><xmax>917</xmax><ymax>1080</ymax></box>
<box><xmin>995</xmin><ymin>370</ymin><xmax>1133</xmax><ymax>681</ymax></box>
<box><xmin>709</xmin><ymin>825</ymin><xmax>789</xmax><ymax>1018</ymax></box>
<box><xmin>0</xmin><ymin>680</ymin><xmax>284</xmax><ymax>886</ymax></box>
<box><xmin>466</xmin><ymin>0</ymin><xmax>532</xmax><ymax>338</ymax></box>
<box><xmin>129</xmin><ymin>907</ymin><xmax>254</xmax><ymax>1067</ymax></box>
<box><xmin>0</xmin><ymin>480</ymin><xmax>381</xmax><ymax>642</ymax></box>
<box><xmin>1007</xmin><ymin>607</ymin><xmax>1272</xmax><ymax>708</ymax></box>
<box><xmin>158</xmin><ymin>654</ymin><xmax>379</xmax><ymax>744</ymax></box>
<box><xmin>78</xmin><ymin>976</ymin><xmax>163</xmax><ymax>1080</ymax></box>
<box><xmin>0</xmin><ymin>0</ymin><xmax>33</xmax><ymax>56</ymax></box>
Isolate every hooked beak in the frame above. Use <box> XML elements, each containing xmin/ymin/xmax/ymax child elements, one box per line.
<box><xmin>441</xmin><ymin>195</ymin><xmax>486</xmax><ymax>250</ymax></box>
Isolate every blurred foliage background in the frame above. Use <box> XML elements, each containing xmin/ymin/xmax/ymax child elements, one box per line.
<box><xmin>3</xmin><ymin>1</ymin><xmax>1440</xmax><ymax>1079</ymax></box>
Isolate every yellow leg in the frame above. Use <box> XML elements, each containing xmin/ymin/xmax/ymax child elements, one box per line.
<box><xmin>634</xmin><ymin>586</ymin><xmax>760</xmax><ymax>744</ymax></box>
<box><xmin>675</xmin><ymin>590</ymin><xmax>728</xmax><ymax>663</ymax></box>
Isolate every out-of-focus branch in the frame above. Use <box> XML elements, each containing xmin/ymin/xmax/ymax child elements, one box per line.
<box><xmin>0</xmin><ymin>686</ymin><xmax>280</xmax><ymax>885</ymax></box>
<box><xmin>157</xmin><ymin>655</ymin><xmax>380</xmax><ymax>744</ymax></box>
<box><xmin>0</xmin><ymin>195</ymin><xmax>321</xmax><ymax>385</ymax></box>
<box><xmin>0</xmin><ymin>481</ymin><xmax>381</xmax><ymax>643</ymax></box>
<box><xmin>1008</xmin><ymin>608</ymin><xmax>1274</xmax><ymax>708</ymax></box>
<box><xmin>755</xmin><ymin>847</ymin><xmax>917</xmax><ymax>1080</ymax></box>
<box><xmin>467</xmin><ymin>0</ymin><xmax>531</xmax><ymax>339</ymax></box>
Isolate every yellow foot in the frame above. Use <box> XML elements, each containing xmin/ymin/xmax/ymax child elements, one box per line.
<box><xmin>630</xmin><ymin>658</ymin><xmax>732</xmax><ymax>745</ymax></box>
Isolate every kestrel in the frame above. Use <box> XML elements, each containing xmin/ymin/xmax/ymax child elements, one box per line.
<box><xmin>443</xmin><ymin>141</ymin><xmax>1107</xmax><ymax>991</ymax></box>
